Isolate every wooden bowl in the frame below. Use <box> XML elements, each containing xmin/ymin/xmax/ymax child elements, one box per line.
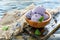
<box><xmin>25</xmin><ymin>12</ymin><xmax>51</xmax><ymax>28</ymax></box>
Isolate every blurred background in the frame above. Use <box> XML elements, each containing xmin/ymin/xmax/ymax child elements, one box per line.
<box><xmin>0</xmin><ymin>0</ymin><xmax>60</xmax><ymax>18</ymax></box>
<box><xmin>0</xmin><ymin>0</ymin><xmax>60</xmax><ymax>40</ymax></box>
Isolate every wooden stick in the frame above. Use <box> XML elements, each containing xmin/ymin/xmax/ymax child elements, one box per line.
<box><xmin>41</xmin><ymin>24</ymin><xmax>60</xmax><ymax>40</ymax></box>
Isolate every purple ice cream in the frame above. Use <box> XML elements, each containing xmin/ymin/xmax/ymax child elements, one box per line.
<box><xmin>26</xmin><ymin>10</ymin><xmax>33</xmax><ymax>19</ymax></box>
<box><xmin>31</xmin><ymin>14</ymin><xmax>41</xmax><ymax>22</ymax></box>
<box><xmin>26</xmin><ymin>6</ymin><xmax>49</xmax><ymax>22</ymax></box>
<box><xmin>43</xmin><ymin>13</ymin><xmax>49</xmax><ymax>20</ymax></box>
<box><xmin>32</xmin><ymin>6</ymin><xmax>46</xmax><ymax>15</ymax></box>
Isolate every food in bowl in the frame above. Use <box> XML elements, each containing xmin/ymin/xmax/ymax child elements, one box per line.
<box><xmin>25</xmin><ymin>6</ymin><xmax>51</xmax><ymax>28</ymax></box>
<box><xmin>26</xmin><ymin>6</ymin><xmax>49</xmax><ymax>22</ymax></box>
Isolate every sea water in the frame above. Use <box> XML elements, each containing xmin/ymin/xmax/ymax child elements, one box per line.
<box><xmin>0</xmin><ymin>0</ymin><xmax>60</xmax><ymax>18</ymax></box>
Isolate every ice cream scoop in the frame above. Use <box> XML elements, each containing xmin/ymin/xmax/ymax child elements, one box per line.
<box><xmin>31</xmin><ymin>14</ymin><xmax>41</xmax><ymax>22</ymax></box>
<box><xmin>32</xmin><ymin>6</ymin><xmax>46</xmax><ymax>15</ymax></box>
<box><xmin>43</xmin><ymin>13</ymin><xmax>49</xmax><ymax>20</ymax></box>
<box><xmin>26</xmin><ymin>10</ymin><xmax>33</xmax><ymax>19</ymax></box>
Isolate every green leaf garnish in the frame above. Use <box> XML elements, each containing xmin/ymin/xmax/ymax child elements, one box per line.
<box><xmin>39</xmin><ymin>16</ymin><xmax>44</xmax><ymax>22</ymax></box>
<box><xmin>2</xmin><ymin>26</ymin><xmax>9</xmax><ymax>31</ymax></box>
<box><xmin>35</xmin><ymin>29</ymin><xmax>41</xmax><ymax>35</ymax></box>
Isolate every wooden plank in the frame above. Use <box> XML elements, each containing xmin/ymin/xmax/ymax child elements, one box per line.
<box><xmin>41</xmin><ymin>24</ymin><xmax>60</xmax><ymax>40</ymax></box>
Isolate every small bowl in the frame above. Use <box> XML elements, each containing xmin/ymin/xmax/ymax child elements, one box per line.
<box><xmin>25</xmin><ymin>12</ymin><xmax>51</xmax><ymax>28</ymax></box>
